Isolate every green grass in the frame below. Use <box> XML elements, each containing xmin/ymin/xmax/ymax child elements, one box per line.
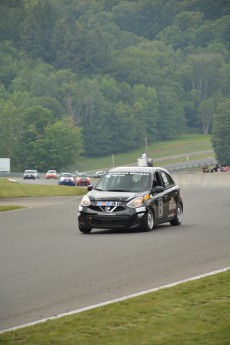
<box><xmin>77</xmin><ymin>133</ymin><xmax>213</xmax><ymax>172</ymax></box>
<box><xmin>0</xmin><ymin>205</ymin><xmax>25</xmax><ymax>212</ymax></box>
<box><xmin>0</xmin><ymin>178</ymin><xmax>87</xmax><ymax>211</ymax></box>
<box><xmin>1</xmin><ymin>270</ymin><xmax>229</xmax><ymax>345</ymax></box>
<box><xmin>0</xmin><ymin>178</ymin><xmax>87</xmax><ymax>198</ymax></box>
<box><xmin>0</xmin><ymin>133</ymin><xmax>214</xmax><ymax>212</ymax></box>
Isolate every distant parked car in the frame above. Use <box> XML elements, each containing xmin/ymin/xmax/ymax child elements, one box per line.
<box><xmin>58</xmin><ymin>173</ymin><xmax>76</xmax><ymax>186</ymax></box>
<box><xmin>75</xmin><ymin>173</ymin><xmax>91</xmax><ymax>186</ymax></box>
<box><xmin>23</xmin><ymin>170</ymin><xmax>39</xmax><ymax>180</ymax></box>
<box><xmin>46</xmin><ymin>170</ymin><xmax>58</xmax><ymax>179</ymax></box>
<box><xmin>93</xmin><ymin>170</ymin><xmax>105</xmax><ymax>178</ymax></box>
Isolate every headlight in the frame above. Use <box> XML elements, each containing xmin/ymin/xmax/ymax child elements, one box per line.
<box><xmin>127</xmin><ymin>196</ymin><xmax>144</xmax><ymax>208</ymax></box>
<box><xmin>81</xmin><ymin>194</ymin><xmax>91</xmax><ymax>206</ymax></box>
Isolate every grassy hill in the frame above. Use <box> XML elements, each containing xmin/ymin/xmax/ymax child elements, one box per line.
<box><xmin>76</xmin><ymin>133</ymin><xmax>213</xmax><ymax>172</ymax></box>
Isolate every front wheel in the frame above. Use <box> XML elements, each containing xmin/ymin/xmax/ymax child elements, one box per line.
<box><xmin>79</xmin><ymin>226</ymin><xmax>92</xmax><ymax>234</ymax></box>
<box><xmin>170</xmin><ymin>203</ymin><xmax>183</xmax><ymax>226</ymax></box>
<box><xmin>141</xmin><ymin>209</ymin><xmax>155</xmax><ymax>231</ymax></box>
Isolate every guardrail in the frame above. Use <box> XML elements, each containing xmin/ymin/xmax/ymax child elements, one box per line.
<box><xmin>165</xmin><ymin>158</ymin><xmax>217</xmax><ymax>173</ymax></box>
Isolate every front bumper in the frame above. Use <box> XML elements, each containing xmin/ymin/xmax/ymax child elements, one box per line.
<box><xmin>78</xmin><ymin>207</ymin><xmax>146</xmax><ymax>230</ymax></box>
<box><xmin>59</xmin><ymin>181</ymin><xmax>75</xmax><ymax>186</ymax></box>
<box><xmin>77</xmin><ymin>182</ymin><xmax>90</xmax><ymax>186</ymax></box>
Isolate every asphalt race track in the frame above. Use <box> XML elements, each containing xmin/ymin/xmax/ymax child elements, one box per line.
<box><xmin>0</xmin><ymin>187</ymin><xmax>230</xmax><ymax>331</ymax></box>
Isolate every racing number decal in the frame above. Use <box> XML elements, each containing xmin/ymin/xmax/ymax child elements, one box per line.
<box><xmin>158</xmin><ymin>198</ymin><xmax>163</xmax><ymax>218</ymax></box>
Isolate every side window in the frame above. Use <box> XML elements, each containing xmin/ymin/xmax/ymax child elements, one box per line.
<box><xmin>153</xmin><ymin>172</ymin><xmax>162</xmax><ymax>188</ymax></box>
<box><xmin>160</xmin><ymin>171</ymin><xmax>174</xmax><ymax>189</ymax></box>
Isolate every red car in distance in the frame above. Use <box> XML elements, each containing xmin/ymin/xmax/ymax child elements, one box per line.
<box><xmin>46</xmin><ymin>170</ymin><xmax>58</xmax><ymax>179</ymax></box>
<box><xmin>75</xmin><ymin>173</ymin><xmax>91</xmax><ymax>186</ymax></box>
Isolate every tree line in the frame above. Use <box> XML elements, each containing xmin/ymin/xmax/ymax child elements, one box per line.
<box><xmin>0</xmin><ymin>0</ymin><xmax>229</xmax><ymax>171</ymax></box>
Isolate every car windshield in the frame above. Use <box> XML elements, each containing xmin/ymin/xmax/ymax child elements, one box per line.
<box><xmin>61</xmin><ymin>173</ymin><xmax>72</xmax><ymax>177</ymax></box>
<box><xmin>95</xmin><ymin>172</ymin><xmax>150</xmax><ymax>192</ymax></box>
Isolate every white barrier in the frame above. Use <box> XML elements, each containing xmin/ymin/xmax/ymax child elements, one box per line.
<box><xmin>172</xmin><ymin>173</ymin><xmax>230</xmax><ymax>187</ymax></box>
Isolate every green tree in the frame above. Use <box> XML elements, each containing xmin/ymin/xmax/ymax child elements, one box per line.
<box><xmin>0</xmin><ymin>41</ymin><xmax>18</xmax><ymax>89</ymax></box>
<box><xmin>35</xmin><ymin>117</ymin><xmax>83</xmax><ymax>171</ymax></box>
<box><xmin>196</xmin><ymin>15</ymin><xmax>230</xmax><ymax>48</ymax></box>
<box><xmin>186</xmin><ymin>53</ymin><xmax>224</xmax><ymax>102</ymax></box>
<box><xmin>29</xmin><ymin>64</ymin><xmax>58</xmax><ymax>98</ymax></box>
<box><xmin>19</xmin><ymin>0</ymin><xmax>61</xmax><ymax>63</ymax></box>
<box><xmin>73</xmin><ymin>78</ymin><xmax>108</xmax><ymax>156</ymax></box>
<box><xmin>14</xmin><ymin>106</ymin><xmax>54</xmax><ymax>170</ymax></box>
<box><xmin>198</xmin><ymin>97</ymin><xmax>215</xmax><ymax>134</ymax></box>
<box><xmin>0</xmin><ymin>101</ymin><xmax>25</xmax><ymax>169</ymax></box>
<box><xmin>112</xmin><ymin>40</ymin><xmax>178</xmax><ymax>87</ymax></box>
<box><xmin>158</xmin><ymin>10</ymin><xmax>204</xmax><ymax>49</ymax></box>
<box><xmin>219</xmin><ymin>64</ymin><xmax>230</xmax><ymax>97</ymax></box>
<box><xmin>157</xmin><ymin>84</ymin><xmax>185</xmax><ymax>140</ymax></box>
<box><xmin>211</xmin><ymin>99</ymin><xmax>230</xmax><ymax>165</ymax></box>
<box><xmin>132</xmin><ymin>84</ymin><xmax>159</xmax><ymax>142</ymax></box>
<box><xmin>181</xmin><ymin>52</ymin><xmax>225</xmax><ymax>132</ymax></box>
<box><xmin>107</xmin><ymin>101</ymin><xmax>139</xmax><ymax>152</ymax></box>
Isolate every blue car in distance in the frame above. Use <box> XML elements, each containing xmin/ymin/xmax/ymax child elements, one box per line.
<box><xmin>58</xmin><ymin>173</ymin><xmax>76</xmax><ymax>186</ymax></box>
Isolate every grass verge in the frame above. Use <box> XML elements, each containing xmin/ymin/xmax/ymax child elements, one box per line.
<box><xmin>0</xmin><ymin>205</ymin><xmax>25</xmax><ymax>212</ymax></box>
<box><xmin>0</xmin><ymin>178</ymin><xmax>86</xmax><ymax>211</ymax></box>
<box><xmin>0</xmin><ymin>178</ymin><xmax>87</xmax><ymax>198</ymax></box>
<box><xmin>0</xmin><ymin>270</ymin><xmax>229</xmax><ymax>345</ymax></box>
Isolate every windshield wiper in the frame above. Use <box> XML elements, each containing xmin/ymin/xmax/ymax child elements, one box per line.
<box><xmin>106</xmin><ymin>189</ymin><xmax>130</xmax><ymax>192</ymax></box>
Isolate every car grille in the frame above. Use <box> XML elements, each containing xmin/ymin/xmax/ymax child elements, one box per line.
<box><xmin>86</xmin><ymin>215</ymin><xmax>130</xmax><ymax>228</ymax></box>
<box><xmin>90</xmin><ymin>205</ymin><xmax>125</xmax><ymax>212</ymax></box>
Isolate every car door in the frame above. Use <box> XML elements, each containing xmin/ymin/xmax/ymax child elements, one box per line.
<box><xmin>151</xmin><ymin>171</ymin><xmax>165</xmax><ymax>223</ymax></box>
<box><xmin>159</xmin><ymin>171</ymin><xmax>178</xmax><ymax>221</ymax></box>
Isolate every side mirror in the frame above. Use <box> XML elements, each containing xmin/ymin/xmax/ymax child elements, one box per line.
<box><xmin>152</xmin><ymin>186</ymin><xmax>164</xmax><ymax>194</ymax></box>
<box><xmin>87</xmin><ymin>185</ymin><xmax>94</xmax><ymax>191</ymax></box>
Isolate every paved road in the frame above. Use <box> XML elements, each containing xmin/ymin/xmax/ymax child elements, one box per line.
<box><xmin>0</xmin><ymin>187</ymin><xmax>230</xmax><ymax>332</ymax></box>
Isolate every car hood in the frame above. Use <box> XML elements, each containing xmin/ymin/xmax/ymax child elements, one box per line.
<box><xmin>88</xmin><ymin>190</ymin><xmax>145</xmax><ymax>202</ymax></box>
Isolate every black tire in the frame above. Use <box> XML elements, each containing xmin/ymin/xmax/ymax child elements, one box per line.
<box><xmin>141</xmin><ymin>209</ymin><xmax>155</xmax><ymax>231</ymax></box>
<box><xmin>79</xmin><ymin>226</ymin><xmax>92</xmax><ymax>234</ymax></box>
<box><xmin>170</xmin><ymin>203</ymin><xmax>183</xmax><ymax>226</ymax></box>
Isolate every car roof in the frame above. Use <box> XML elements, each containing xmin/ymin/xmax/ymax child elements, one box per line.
<box><xmin>107</xmin><ymin>166</ymin><xmax>170</xmax><ymax>174</ymax></box>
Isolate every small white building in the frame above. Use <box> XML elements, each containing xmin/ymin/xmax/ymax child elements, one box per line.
<box><xmin>0</xmin><ymin>158</ymin><xmax>10</xmax><ymax>172</ymax></box>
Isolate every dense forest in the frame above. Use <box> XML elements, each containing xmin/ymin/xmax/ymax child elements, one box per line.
<box><xmin>0</xmin><ymin>0</ymin><xmax>229</xmax><ymax>171</ymax></box>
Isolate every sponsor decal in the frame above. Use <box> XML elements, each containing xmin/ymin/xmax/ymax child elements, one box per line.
<box><xmin>97</xmin><ymin>201</ymin><xmax>114</xmax><ymax>206</ymax></box>
<box><xmin>136</xmin><ymin>207</ymin><xmax>146</xmax><ymax>212</ymax></box>
<box><xmin>169</xmin><ymin>197</ymin><xmax>176</xmax><ymax>211</ymax></box>
<box><xmin>144</xmin><ymin>194</ymin><xmax>150</xmax><ymax>200</ymax></box>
